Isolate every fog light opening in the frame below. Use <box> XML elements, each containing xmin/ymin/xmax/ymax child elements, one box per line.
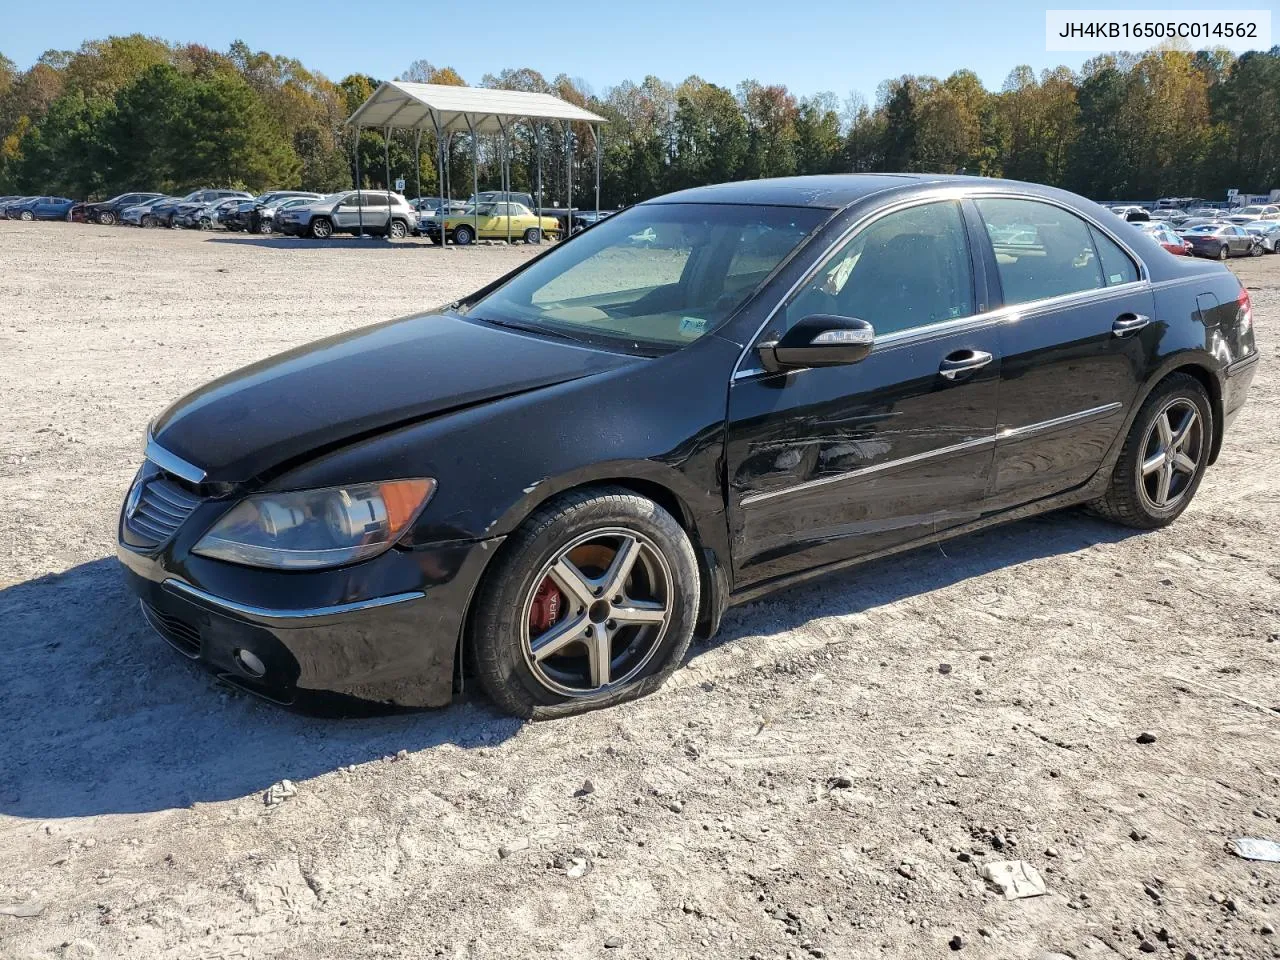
<box><xmin>233</xmin><ymin>648</ymin><xmax>267</xmax><ymax>679</ymax></box>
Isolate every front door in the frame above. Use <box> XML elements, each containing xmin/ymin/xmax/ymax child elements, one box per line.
<box><xmin>726</xmin><ymin>199</ymin><xmax>1001</xmax><ymax>588</ymax></box>
<box><xmin>971</xmin><ymin>196</ymin><xmax>1153</xmax><ymax>509</ymax></box>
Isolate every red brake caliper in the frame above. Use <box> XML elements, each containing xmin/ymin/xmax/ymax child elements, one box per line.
<box><xmin>529</xmin><ymin>578</ymin><xmax>563</xmax><ymax>634</ymax></box>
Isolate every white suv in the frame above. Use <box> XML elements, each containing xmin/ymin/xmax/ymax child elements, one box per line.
<box><xmin>275</xmin><ymin>191</ymin><xmax>418</xmax><ymax>239</ymax></box>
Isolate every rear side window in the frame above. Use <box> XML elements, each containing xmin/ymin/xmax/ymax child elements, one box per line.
<box><xmin>784</xmin><ymin>200</ymin><xmax>975</xmax><ymax>336</ymax></box>
<box><xmin>976</xmin><ymin>198</ymin><xmax>1104</xmax><ymax>305</ymax></box>
<box><xmin>1090</xmin><ymin>227</ymin><xmax>1139</xmax><ymax>285</ymax></box>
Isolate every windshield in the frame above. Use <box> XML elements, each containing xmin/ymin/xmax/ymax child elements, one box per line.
<box><xmin>1240</xmin><ymin>206</ymin><xmax>1263</xmax><ymax>215</ymax></box>
<box><xmin>465</xmin><ymin>202</ymin><xmax>826</xmax><ymax>350</ymax></box>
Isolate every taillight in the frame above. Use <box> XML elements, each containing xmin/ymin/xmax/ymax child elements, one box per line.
<box><xmin>1237</xmin><ymin>286</ymin><xmax>1253</xmax><ymax>335</ymax></box>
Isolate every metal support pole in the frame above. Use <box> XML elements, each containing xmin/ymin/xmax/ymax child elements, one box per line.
<box><xmin>535</xmin><ymin>123</ymin><xmax>544</xmax><ymax>231</ymax></box>
<box><xmin>433</xmin><ymin>112</ymin><xmax>446</xmax><ymax>248</ymax></box>
<box><xmin>593</xmin><ymin>123</ymin><xmax>601</xmax><ymax>218</ymax></box>
<box><xmin>414</xmin><ymin>128</ymin><xmax>422</xmax><ymax>203</ymax></box>
<box><xmin>355</xmin><ymin>124</ymin><xmax>364</xmax><ymax>237</ymax></box>
<box><xmin>499</xmin><ymin>118</ymin><xmax>511</xmax><ymax>244</ymax></box>
<box><xmin>466</xmin><ymin>114</ymin><xmax>479</xmax><ymax>240</ymax></box>
<box><xmin>384</xmin><ymin>126</ymin><xmax>391</xmax><ymax>192</ymax></box>
<box><xmin>565</xmin><ymin>123</ymin><xmax>574</xmax><ymax>238</ymax></box>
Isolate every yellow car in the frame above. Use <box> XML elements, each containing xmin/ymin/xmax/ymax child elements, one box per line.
<box><xmin>433</xmin><ymin>201</ymin><xmax>560</xmax><ymax>245</ymax></box>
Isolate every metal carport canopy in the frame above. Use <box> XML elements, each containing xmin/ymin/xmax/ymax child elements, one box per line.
<box><xmin>347</xmin><ymin>80</ymin><xmax>606</xmax><ymax>134</ymax></box>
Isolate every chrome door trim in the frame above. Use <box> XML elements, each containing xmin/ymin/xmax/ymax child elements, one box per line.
<box><xmin>738</xmin><ymin>401</ymin><xmax>1125</xmax><ymax>508</ymax></box>
<box><xmin>997</xmin><ymin>401</ymin><xmax>1123</xmax><ymax>440</ymax></box>
<box><xmin>145</xmin><ymin>439</ymin><xmax>207</xmax><ymax>485</ymax></box>
<box><xmin>739</xmin><ymin>434</ymin><xmax>997</xmax><ymax>507</ymax></box>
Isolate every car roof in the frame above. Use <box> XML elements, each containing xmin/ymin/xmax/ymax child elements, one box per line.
<box><xmin>644</xmin><ymin>173</ymin><xmax>1085</xmax><ymax>210</ymax></box>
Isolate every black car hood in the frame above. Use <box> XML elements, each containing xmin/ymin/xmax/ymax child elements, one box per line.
<box><xmin>150</xmin><ymin>312</ymin><xmax>635</xmax><ymax>484</ymax></box>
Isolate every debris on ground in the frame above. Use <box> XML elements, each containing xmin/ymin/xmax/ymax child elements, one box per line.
<box><xmin>0</xmin><ymin>901</ymin><xmax>45</xmax><ymax>918</ymax></box>
<box><xmin>263</xmin><ymin>779</ymin><xmax>297</xmax><ymax>807</ymax></box>
<box><xmin>1228</xmin><ymin>837</ymin><xmax>1280</xmax><ymax>862</ymax></box>
<box><xmin>979</xmin><ymin>860</ymin><xmax>1048</xmax><ymax>900</ymax></box>
<box><xmin>499</xmin><ymin>837</ymin><xmax>530</xmax><ymax>858</ymax></box>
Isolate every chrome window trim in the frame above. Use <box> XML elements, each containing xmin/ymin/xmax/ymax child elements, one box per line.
<box><xmin>162</xmin><ymin>578</ymin><xmax>424</xmax><ymax>625</ymax></box>
<box><xmin>145</xmin><ymin>439</ymin><xmax>207</xmax><ymax>485</ymax></box>
<box><xmin>739</xmin><ymin>401</ymin><xmax>1124</xmax><ymax>507</ymax></box>
<box><xmin>731</xmin><ymin>187</ymin><xmax>1155</xmax><ymax>383</ymax></box>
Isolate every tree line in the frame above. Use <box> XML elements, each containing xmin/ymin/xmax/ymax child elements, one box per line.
<box><xmin>1</xmin><ymin>36</ymin><xmax>1278</xmax><ymax>207</ymax></box>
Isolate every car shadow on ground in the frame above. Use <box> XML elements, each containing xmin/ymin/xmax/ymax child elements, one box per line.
<box><xmin>0</xmin><ymin>509</ymin><xmax>1138</xmax><ymax>821</ymax></box>
<box><xmin>205</xmin><ymin>235</ymin><xmax>436</xmax><ymax>251</ymax></box>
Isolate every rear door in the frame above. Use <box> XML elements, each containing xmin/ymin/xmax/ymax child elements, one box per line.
<box><xmin>726</xmin><ymin>199</ymin><xmax>1002</xmax><ymax>587</ymax></box>
<box><xmin>363</xmin><ymin>192</ymin><xmax>390</xmax><ymax>231</ymax></box>
<box><xmin>972</xmin><ymin>196</ymin><xmax>1153</xmax><ymax>510</ymax></box>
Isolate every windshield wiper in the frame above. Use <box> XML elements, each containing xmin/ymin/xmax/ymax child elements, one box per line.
<box><xmin>473</xmin><ymin>315</ymin><xmax>592</xmax><ymax>345</ymax></box>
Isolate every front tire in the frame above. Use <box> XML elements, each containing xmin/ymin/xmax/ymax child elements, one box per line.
<box><xmin>469</xmin><ymin>487</ymin><xmax>700</xmax><ymax>719</ymax></box>
<box><xmin>1250</xmin><ymin>242</ymin><xmax>1263</xmax><ymax>257</ymax></box>
<box><xmin>1089</xmin><ymin>373</ymin><xmax>1212</xmax><ymax>529</ymax></box>
<box><xmin>523</xmin><ymin>227</ymin><xmax>542</xmax><ymax>244</ymax></box>
<box><xmin>309</xmin><ymin>217</ymin><xmax>333</xmax><ymax>239</ymax></box>
<box><xmin>19</xmin><ymin>210</ymin><xmax>33</xmax><ymax>221</ymax></box>
<box><xmin>453</xmin><ymin>224</ymin><xmax>474</xmax><ymax>246</ymax></box>
<box><xmin>98</xmin><ymin>210</ymin><xmax>116</xmax><ymax>226</ymax></box>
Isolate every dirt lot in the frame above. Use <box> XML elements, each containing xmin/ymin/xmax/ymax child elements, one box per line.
<box><xmin>1</xmin><ymin>222</ymin><xmax>1277</xmax><ymax>960</ymax></box>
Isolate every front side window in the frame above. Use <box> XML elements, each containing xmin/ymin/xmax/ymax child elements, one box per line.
<box><xmin>783</xmin><ymin>200</ymin><xmax>975</xmax><ymax>336</ymax></box>
<box><xmin>976</xmin><ymin>197</ymin><xmax>1105</xmax><ymax>305</ymax></box>
<box><xmin>467</xmin><ymin>203</ymin><xmax>825</xmax><ymax>350</ymax></box>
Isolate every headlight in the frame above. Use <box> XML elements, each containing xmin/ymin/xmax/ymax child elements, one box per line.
<box><xmin>192</xmin><ymin>479</ymin><xmax>436</xmax><ymax>569</ymax></box>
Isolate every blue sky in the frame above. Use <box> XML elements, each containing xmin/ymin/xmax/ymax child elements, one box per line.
<box><xmin>2</xmin><ymin>0</ymin><xmax>1257</xmax><ymax>102</ymax></box>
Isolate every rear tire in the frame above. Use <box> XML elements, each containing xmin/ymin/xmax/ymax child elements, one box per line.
<box><xmin>1218</xmin><ymin>244</ymin><xmax>1229</xmax><ymax>260</ymax></box>
<box><xmin>453</xmin><ymin>224</ymin><xmax>474</xmax><ymax>246</ymax></box>
<box><xmin>469</xmin><ymin>487</ymin><xmax>700</xmax><ymax>719</ymax></box>
<box><xmin>1088</xmin><ymin>373</ymin><xmax>1213</xmax><ymax>529</ymax></box>
<box><xmin>388</xmin><ymin>218</ymin><xmax>408</xmax><ymax>240</ymax></box>
<box><xmin>310</xmin><ymin>217</ymin><xmax>333</xmax><ymax>239</ymax></box>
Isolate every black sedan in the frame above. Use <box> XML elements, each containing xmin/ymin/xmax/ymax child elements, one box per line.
<box><xmin>1180</xmin><ymin>222</ymin><xmax>1261</xmax><ymax>259</ymax></box>
<box><xmin>82</xmin><ymin>192</ymin><xmax>165</xmax><ymax>226</ymax></box>
<box><xmin>118</xmin><ymin>174</ymin><xmax>1258</xmax><ymax>718</ymax></box>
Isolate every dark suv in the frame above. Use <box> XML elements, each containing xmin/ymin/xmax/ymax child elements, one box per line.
<box><xmin>83</xmin><ymin>192</ymin><xmax>165</xmax><ymax>226</ymax></box>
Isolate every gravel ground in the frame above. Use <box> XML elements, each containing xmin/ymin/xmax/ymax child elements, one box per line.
<box><xmin>1</xmin><ymin>222</ymin><xmax>1277</xmax><ymax>960</ymax></box>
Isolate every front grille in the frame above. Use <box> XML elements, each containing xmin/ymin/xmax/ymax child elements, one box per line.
<box><xmin>125</xmin><ymin>473</ymin><xmax>201</xmax><ymax>548</ymax></box>
<box><xmin>140</xmin><ymin>601</ymin><xmax>201</xmax><ymax>657</ymax></box>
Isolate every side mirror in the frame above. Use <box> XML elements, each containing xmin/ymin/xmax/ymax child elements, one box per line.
<box><xmin>758</xmin><ymin>315</ymin><xmax>874</xmax><ymax>373</ymax></box>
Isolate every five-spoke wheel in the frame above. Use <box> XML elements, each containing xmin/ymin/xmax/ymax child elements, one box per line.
<box><xmin>470</xmin><ymin>487</ymin><xmax>699</xmax><ymax>718</ymax></box>
<box><xmin>1138</xmin><ymin>398</ymin><xmax>1203</xmax><ymax>511</ymax></box>
<box><xmin>1091</xmin><ymin>373</ymin><xmax>1212</xmax><ymax>529</ymax></box>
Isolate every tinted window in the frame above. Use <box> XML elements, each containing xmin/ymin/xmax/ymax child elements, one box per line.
<box><xmin>363</xmin><ymin>193</ymin><xmax>389</xmax><ymax>207</ymax></box>
<box><xmin>470</xmin><ymin>203</ymin><xmax>824</xmax><ymax>350</ymax></box>
<box><xmin>1090</xmin><ymin>227</ymin><xmax>1138</xmax><ymax>285</ymax></box>
<box><xmin>976</xmin><ymin>198</ymin><xmax>1104</xmax><ymax>304</ymax></box>
<box><xmin>784</xmin><ymin>200</ymin><xmax>974</xmax><ymax>336</ymax></box>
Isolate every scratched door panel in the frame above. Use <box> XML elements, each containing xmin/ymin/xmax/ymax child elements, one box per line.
<box><xmin>726</xmin><ymin>328</ymin><xmax>1001</xmax><ymax>588</ymax></box>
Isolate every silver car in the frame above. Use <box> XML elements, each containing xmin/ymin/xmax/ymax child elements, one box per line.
<box><xmin>275</xmin><ymin>190</ymin><xmax>417</xmax><ymax>240</ymax></box>
<box><xmin>1242</xmin><ymin>220</ymin><xmax>1280</xmax><ymax>253</ymax></box>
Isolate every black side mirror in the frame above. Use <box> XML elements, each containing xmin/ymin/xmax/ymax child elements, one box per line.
<box><xmin>758</xmin><ymin>315</ymin><xmax>875</xmax><ymax>373</ymax></box>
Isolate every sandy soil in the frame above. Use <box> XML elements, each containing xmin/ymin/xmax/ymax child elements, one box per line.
<box><xmin>0</xmin><ymin>222</ymin><xmax>1277</xmax><ymax>960</ymax></box>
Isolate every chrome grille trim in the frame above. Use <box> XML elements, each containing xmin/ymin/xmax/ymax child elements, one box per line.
<box><xmin>124</xmin><ymin>474</ymin><xmax>202</xmax><ymax>548</ymax></box>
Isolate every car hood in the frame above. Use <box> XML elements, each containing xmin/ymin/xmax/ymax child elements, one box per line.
<box><xmin>150</xmin><ymin>312</ymin><xmax>637</xmax><ymax>484</ymax></box>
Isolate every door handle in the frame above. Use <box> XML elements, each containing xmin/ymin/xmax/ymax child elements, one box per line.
<box><xmin>1112</xmin><ymin>313</ymin><xmax>1151</xmax><ymax>337</ymax></box>
<box><xmin>938</xmin><ymin>350</ymin><xmax>994</xmax><ymax>380</ymax></box>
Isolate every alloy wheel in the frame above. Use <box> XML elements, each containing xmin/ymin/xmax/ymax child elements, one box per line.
<box><xmin>1138</xmin><ymin>398</ymin><xmax>1203</xmax><ymax>510</ymax></box>
<box><xmin>389</xmin><ymin>219</ymin><xmax>407</xmax><ymax>239</ymax></box>
<box><xmin>1218</xmin><ymin>244</ymin><xmax>1229</xmax><ymax>260</ymax></box>
<box><xmin>99</xmin><ymin>211</ymin><xmax>115</xmax><ymax>226</ymax></box>
<box><xmin>20</xmin><ymin>210</ymin><xmax>33</xmax><ymax>221</ymax></box>
<box><xmin>520</xmin><ymin>528</ymin><xmax>673</xmax><ymax>697</ymax></box>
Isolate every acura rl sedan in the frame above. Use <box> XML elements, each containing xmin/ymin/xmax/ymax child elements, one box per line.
<box><xmin>118</xmin><ymin>175</ymin><xmax>1259</xmax><ymax>718</ymax></box>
